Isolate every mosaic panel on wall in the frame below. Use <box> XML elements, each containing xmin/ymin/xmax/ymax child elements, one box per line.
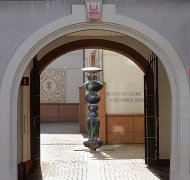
<box><xmin>40</xmin><ymin>68</ymin><xmax>65</xmax><ymax>103</ymax></box>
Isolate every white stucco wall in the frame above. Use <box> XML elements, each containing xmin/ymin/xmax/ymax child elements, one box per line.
<box><xmin>103</xmin><ymin>50</ymin><xmax>144</xmax><ymax>114</ymax></box>
<box><xmin>116</xmin><ymin>0</ymin><xmax>190</xmax><ymax>71</ymax></box>
<box><xmin>45</xmin><ymin>50</ymin><xmax>83</xmax><ymax>103</ymax></box>
<box><xmin>0</xmin><ymin>0</ymin><xmax>190</xmax><ymax>86</ymax></box>
<box><xmin>0</xmin><ymin>2</ymin><xmax>190</xmax><ymax>180</ymax></box>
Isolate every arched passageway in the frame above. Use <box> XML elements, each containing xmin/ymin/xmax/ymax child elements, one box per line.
<box><xmin>0</xmin><ymin>5</ymin><xmax>189</xmax><ymax>180</ymax></box>
<box><xmin>33</xmin><ymin>38</ymin><xmax>160</xmax><ymax>163</ymax></box>
<box><xmin>38</xmin><ymin>39</ymin><xmax>149</xmax><ymax>72</ymax></box>
<box><xmin>28</xmin><ymin>45</ymin><xmax>168</xmax><ymax>179</ymax></box>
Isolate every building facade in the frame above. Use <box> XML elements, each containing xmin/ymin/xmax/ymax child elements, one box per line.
<box><xmin>0</xmin><ymin>1</ymin><xmax>190</xmax><ymax>179</ymax></box>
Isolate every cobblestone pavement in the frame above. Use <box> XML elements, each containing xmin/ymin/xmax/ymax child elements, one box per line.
<box><xmin>27</xmin><ymin>122</ymin><xmax>169</xmax><ymax>180</ymax></box>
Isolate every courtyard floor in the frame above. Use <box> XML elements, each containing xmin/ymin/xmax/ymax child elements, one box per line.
<box><xmin>27</xmin><ymin>122</ymin><xmax>169</xmax><ymax>180</ymax></box>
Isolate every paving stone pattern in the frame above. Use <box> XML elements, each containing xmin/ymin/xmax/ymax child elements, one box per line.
<box><xmin>27</xmin><ymin>122</ymin><xmax>169</xmax><ymax>180</ymax></box>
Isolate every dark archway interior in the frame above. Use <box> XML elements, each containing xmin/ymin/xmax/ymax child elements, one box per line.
<box><xmin>30</xmin><ymin>38</ymin><xmax>161</xmax><ymax>170</ymax></box>
<box><xmin>38</xmin><ymin>39</ymin><xmax>149</xmax><ymax>73</ymax></box>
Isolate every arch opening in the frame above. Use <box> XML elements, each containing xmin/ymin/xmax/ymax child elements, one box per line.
<box><xmin>0</xmin><ymin>7</ymin><xmax>188</xmax><ymax>179</ymax></box>
<box><xmin>24</xmin><ymin>39</ymin><xmax>170</xmax><ymax>178</ymax></box>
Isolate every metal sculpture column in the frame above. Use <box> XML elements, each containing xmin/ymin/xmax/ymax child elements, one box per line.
<box><xmin>81</xmin><ymin>67</ymin><xmax>103</xmax><ymax>151</ymax></box>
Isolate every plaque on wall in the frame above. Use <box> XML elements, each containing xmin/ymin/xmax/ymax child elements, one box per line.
<box><xmin>40</xmin><ymin>68</ymin><xmax>65</xmax><ymax>103</ymax></box>
<box><xmin>21</xmin><ymin>77</ymin><xmax>29</xmax><ymax>86</ymax></box>
<box><xmin>85</xmin><ymin>0</ymin><xmax>102</xmax><ymax>22</ymax></box>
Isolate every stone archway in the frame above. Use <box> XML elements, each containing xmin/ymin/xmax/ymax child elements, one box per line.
<box><xmin>0</xmin><ymin>4</ymin><xmax>189</xmax><ymax>180</ymax></box>
<box><xmin>36</xmin><ymin>38</ymin><xmax>160</xmax><ymax>167</ymax></box>
<box><xmin>38</xmin><ymin>39</ymin><xmax>149</xmax><ymax>72</ymax></box>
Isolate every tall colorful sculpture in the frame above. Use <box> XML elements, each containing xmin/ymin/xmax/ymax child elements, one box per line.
<box><xmin>81</xmin><ymin>67</ymin><xmax>103</xmax><ymax>151</ymax></box>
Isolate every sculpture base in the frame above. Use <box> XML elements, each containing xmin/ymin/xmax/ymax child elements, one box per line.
<box><xmin>83</xmin><ymin>139</ymin><xmax>103</xmax><ymax>151</ymax></box>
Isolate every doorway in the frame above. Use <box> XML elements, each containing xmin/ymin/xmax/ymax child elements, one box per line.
<box><xmin>1</xmin><ymin>7</ymin><xmax>188</xmax><ymax>179</ymax></box>
<box><xmin>28</xmin><ymin>42</ymin><xmax>171</xmax><ymax>173</ymax></box>
<box><xmin>26</xmin><ymin>47</ymin><xmax>169</xmax><ymax>179</ymax></box>
<box><xmin>36</xmin><ymin>37</ymin><xmax>170</xmax><ymax>167</ymax></box>
<box><xmin>3</xmin><ymin>15</ymin><xmax>183</xmax><ymax>180</ymax></box>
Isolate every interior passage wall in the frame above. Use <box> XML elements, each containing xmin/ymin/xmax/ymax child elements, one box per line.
<box><xmin>158</xmin><ymin>61</ymin><xmax>171</xmax><ymax>159</ymax></box>
<box><xmin>44</xmin><ymin>50</ymin><xmax>83</xmax><ymax>103</ymax></box>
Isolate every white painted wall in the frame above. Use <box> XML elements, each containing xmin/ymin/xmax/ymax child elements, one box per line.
<box><xmin>47</xmin><ymin>50</ymin><xmax>83</xmax><ymax>103</ymax></box>
<box><xmin>0</xmin><ymin>3</ymin><xmax>189</xmax><ymax>180</ymax></box>
<box><xmin>0</xmin><ymin>0</ymin><xmax>190</xmax><ymax>86</ymax></box>
<box><xmin>103</xmin><ymin>50</ymin><xmax>144</xmax><ymax>114</ymax></box>
<box><xmin>103</xmin><ymin>50</ymin><xmax>171</xmax><ymax>159</ymax></box>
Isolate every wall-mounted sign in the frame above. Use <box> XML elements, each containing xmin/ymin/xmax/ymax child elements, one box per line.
<box><xmin>21</xmin><ymin>77</ymin><xmax>29</xmax><ymax>86</ymax></box>
<box><xmin>105</xmin><ymin>83</ymin><xmax>144</xmax><ymax>114</ymax></box>
<box><xmin>85</xmin><ymin>0</ymin><xmax>102</xmax><ymax>22</ymax></box>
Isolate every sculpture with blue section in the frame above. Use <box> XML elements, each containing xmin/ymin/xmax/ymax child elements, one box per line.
<box><xmin>81</xmin><ymin>67</ymin><xmax>103</xmax><ymax>151</ymax></box>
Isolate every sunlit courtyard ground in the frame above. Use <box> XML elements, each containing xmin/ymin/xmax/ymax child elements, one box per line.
<box><xmin>27</xmin><ymin>122</ymin><xmax>169</xmax><ymax>180</ymax></box>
